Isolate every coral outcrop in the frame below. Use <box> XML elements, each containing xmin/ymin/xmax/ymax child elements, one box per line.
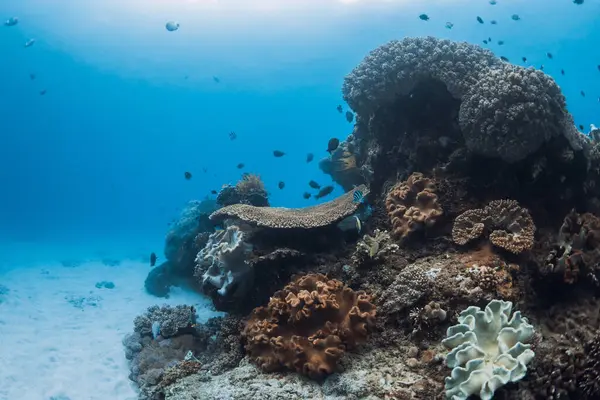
<box><xmin>351</xmin><ymin>228</ymin><xmax>399</xmax><ymax>265</ymax></box>
<box><xmin>242</xmin><ymin>273</ymin><xmax>376</xmax><ymax>379</ymax></box>
<box><xmin>452</xmin><ymin>200</ymin><xmax>535</xmax><ymax>254</ymax></box>
<box><xmin>319</xmin><ymin>141</ymin><xmax>365</xmax><ymax>191</ymax></box>
<box><xmin>442</xmin><ymin>300</ymin><xmax>535</xmax><ymax>400</ymax></box>
<box><xmin>217</xmin><ymin>173</ymin><xmax>269</xmax><ymax>207</ymax></box>
<box><xmin>211</xmin><ymin>185</ymin><xmax>369</xmax><ymax>229</ymax></box>
<box><xmin>385</xmin><ymin>173</ymin><xmax>442</xmax><ymax>240</ymax></box>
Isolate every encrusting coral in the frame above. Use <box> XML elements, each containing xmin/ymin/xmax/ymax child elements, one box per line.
<box><xmin>452</xmin><ymin>199</ymin><xmax>535</xmax><ymax>254</ymax></box>
<box><xmin>442</xmin><ymin>299</ymin><xmax>535</xmax><ymax>400</ymax></box>
<box><xmin>211</xmin><ymin>185</ymin><xmax>369</xmax><ymax>229</ymax></box>
<box><xmin>385</xmin><ymin>172</ymin><xmax>442</xmax><ymax>240</ymax></box>
<box><xmin>242</xmin><ymin>273</ymin><xmax>376</xmax><ymax>379</ymax></box>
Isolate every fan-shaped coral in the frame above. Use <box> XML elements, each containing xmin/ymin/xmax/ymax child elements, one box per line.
<box><xmin>385</xmin><ymin>172</ymin><xmax>442</xmax><ymax>240</ymax></box>
<box><xmin>452</xmin><ymin>200</ymin><xmax>535</xmax><ymax>254</ymax></box>
<box><xmin>442</xmin><ymin>300</ymin><xmax>535</xmax><ymax>400</ymax></box>
<box><xmin>242</xmin><ymin>273</ymin><xmax>376</xmax><ymax>379</ymax></box>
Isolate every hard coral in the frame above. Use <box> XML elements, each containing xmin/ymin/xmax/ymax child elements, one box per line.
<box><xmin>242</xmin><ymin>273</ymin><xmax>376</xmax><ymax>379</ymax></box>
<box><xmin>452</xmin><ymin>200</ymin><xmax>535</xmax><ymax>254</ymax></box>
<box><xmin>385</xmin><ymin>172</ymin><xmax>442</xmax><ymax>240</ymax></box>
<box><xmin>211</xmin><ymin>185</ymin><xmax>369</xmax><ymax>229</ymax></box>
<box><xmin>217</xmin><ymin>173</ymin><xmax>269</xmax><ymax>207</ymax></box>
<box><xmin>319</xmin><ymin>141</ymin><xmax>365</xmax><ymax>191</ymax></box>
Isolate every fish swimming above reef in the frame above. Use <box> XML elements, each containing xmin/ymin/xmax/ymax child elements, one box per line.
<box><xmin>184</xmin><ymin>171</ymin><xmax>192</xmax><ymax>180</ymax></box>
<box><xmin>490</xmin><ymin>20</ymin><xmax>497</xmax><ymax>25</ymax></box>
<box><xmin>165</xmin><ymin>21</ymin><xmax>180</xmax><ymax>31</ymax></box>
<box><xmin>477</xmin><ymin>16</ymin><xmax>484</xmax><ymax>24</ymax></box>
<box><xmin>303</xmin><ymin>192</ymin><xmax>311</xmax><ymax>199</ymax></box>
<box><xmin>315</xmin><ymin>185</ymin><xmax>334</xmax><ymax>199</ymax></box>
<box><xmin>150</xmin><ymin>252</ymin><xmax>157</xmax><ymax>267</ymax></box>
<box><xmin>213</xmin><ymin>76</ymin><xmax>220</xmax><ymax>83</ymax></box>
<box><xmin>419</xmin><ymin>14</ymin><xmax>429</xmax><ymax>21</ymax></box>
<box><xmin>278</xmin><ymin>181</ymin><xmax>285</xmax><ymax>189</ymax></box>
<box><xmin>273</xmin><ymin>150</ymin><xmax>285</xmax><ymax>157</ymax></box>
<box><xmin>327</xmin><ymin>138</ymin><xmax>340</xmax><ymax>154</ymax></box>
<box><xmin>229</xmin><ymin>131</ymin><xmax>237</xmax><ymax>140</ymax></box>
<box><xmin>522</xmin><ymin>57</ymin><xmax>527</xmax><ymax>62</ymax></box>
<box><xmin>345</xmin><ymin>111</ymin><xmax>354</xmax><ymax>123</ymax></box>
<box><xmin>511</xmin><ymin>14</ymin><xmax>521</xmax><ymax>21</ymax></box>
<box><xmin>561</xmin><ymin>69</ymin><xmax>565</xmax><ymax>75</ymax></box>
<box><xmin>4</xmin><ymin>17</ymin><xmax>18</xmax><ymax>26</ymax></box>
<box><xmin>489</xmin><ymin>0</ymin><xmax>497</xmax><ymax>4</ymax></box>
<box><xmin>29</xmin><ymin>73</ymin><xmax>35</xmax><ymax>80</ymax></box>
<box><xmin>336</xmin><ymin>105</ymin><xmax>343</xmax><ymax>113</ymax></box>
<box><xmin>353</xmin><ymin>189</ymin><xmax>365</xmax><ymax>204</ymax></box>
<box><xmin>547</xmin><ymin>52</ymin><xmax>553</xmax><ymax>59</ymax></box>
<box><xmin>39</xmin><ymin>89</ymin><xmax>47</xmax><ymax>95</ymax></box>
<box><xmin>306</xmin><ymin>153</ymin><xmax>314</xmax><ymax>163</ymax></box>
<box><xmin>211</xmin><ymin>190</ymin><xmax>217</xmax><ymax>195</ymax></box>
<box><xmin>500</xmin><ymin>56</ymin><xmax>509</xmax><ymax>62</ymax></box>
<box><xmin>309</xmin><ymin>180</ymin><xmax>321</xmax><ymax>189</ymax></box>
<box><xmin>445</xmin><ymin>22</ymin><xmax>454</xmax><ymax>29</ymax></box>
<box><xmin>24</xmin><ymin>39</ymin><xmax>35</xmax><ymax>48</ymax></box>
<box><xmin>498</xmin><ymin>41</ymin><xmax>504</xmax><ymax>45</ymax></box>
<box><xmin>581</xmin><ymin>91</ymin><xmax>586</xmax><ymax>97</ymax></box>
<box><xmin>237</xmin><ymin>163</ymin><xmax>244</xmax><ymax>169</ymax></box>
<box><xmin>573</xmin><ymin>0</ymin><xmax>583</xmax><ymax>4</ymax></box>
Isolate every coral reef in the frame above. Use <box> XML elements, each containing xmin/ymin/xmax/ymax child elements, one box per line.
<box><xmin>217</xmin><ymin>173</ymin><xmax>269</xmax><ymax>207</ymax></box>
<box><xmin>452</xmin><ymin>199</ymin><xmax>535</xmax><ymax>254</ymax></box>
<box><xmin>385</xmin><ymin>173</ymin><xmax>443</xmax><ymax>241</ymax></box>
<box><xmin>351</xmin><ymin>228</ymin><xmax>399</xmax><ymax>265</ymax></box>
<box><xmin>319</xmin><ymin>140</ymin><xmax>366</xmax><ymax>191</ymax></box>
<box><xmin>242</xmin><ymin>273</ymin><xmax>376</xmax><ymax>379</ymax></box>
<box><xmin>211</xmin><ymin>185</ymin><xmax>369</xmax><ymax>229</ymax></box>
<box><xmin>442</xmin><ymin>300</ymin><xmax>535</xmax><ymax>400</ymax></box>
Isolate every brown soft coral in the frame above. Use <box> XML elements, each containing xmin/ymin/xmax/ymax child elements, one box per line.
<box><xmin>242</xmin><ymin>273</ymin><xmax>376</xmax><ymax>379</ymax></box>
<box><xmin>452</xmin><ymin>199</ymin><xmax>535</xmax><ymax>254</ymax></box>
<box><xmin>385</xmin><ymin>172</ymin><xmax>443</xmax><ymax>240</ymax></box>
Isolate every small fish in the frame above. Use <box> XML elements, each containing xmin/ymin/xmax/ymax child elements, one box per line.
<box><xmin>345</xmin><ymin>111</ymin><xmax>354</xmax><ymax>123</ymax></box>
<box><xmin>184</xmin><ymin>75</ymin><xmax>189</xmax><ymax>80</ymax></box>
<box><xmin>573</xmin><ymin>0</ymin><xmax>583</xmax><ymax>4</ymax></box>
<box><xmin>4</xmin><ymin>17</ymin><xmax>18</xmax><ymax>26</ymax></box>
<box><xmin>306</xmin><ymin>153</ymin><xmax>314</xmax><ymax>163</ymax></box>
<box><xmin>489</xmin><ymin>0</ymin><xmax>497</xmax><ymax>4</ymax></box>
<box><xmin>579</xmin><ymin>124</ymin><xmax>585</xmax><ymax>130</ymax></box>
<box><xmin>547</xmin><ymin>52</ymin><xmax>553</xmax><ymax>59</ymax></box>
<box><xmin>511</xmin><ymin>14</ymin><xmax>521</xmax><ymax>21</ymax></box>
<box><xmin>203</xmin><ymin>167</ymin><xmax>207</xmax><ymax>173</ymax></box>
<box><xmin>211</xmin><ymin>190</ymin><xmax>217</xmax><ymax>195</ymax></box>
<box><xmin>522</xmin><ymin>56</ymin><xmax>527</xmax><ymax>62</ymax></box>
<box><xmin>29</xmin><ymin>73</ymin><xmax>35</xmax><ymax>80</ymax></box>
<box><xmin>477</xmin><ymin>16</ymin><xmax>484</xmax><ymax>24</ymax></box>
<box><xmin>598</xmin><ymin>65</ymin><xmax>600</xmax><ymax>72</ymax></box>
<box><xmin>353</xmin><ymin>190</ymin><xmax>364</xmax><ymax>204</ymax></box>
<box><xmin>309</xmin><ymin>180</ymin><xmax>321</xmax><ymax>189</ymax></box>
<box><xmin>336</xmin><ymin>105</ymin><xmax>343</xmax><ymax>113</ymax></box>
<box><xmin>24</xmin><ymin>39</ymin><xmax>35</xmax><ymax>47</ymax></box>
<box><xmin>273</xmin><ymin>150</ymin><xmax>285</xmax><ymax>157</ymax></box>
<box><xmin>327</xmin><ymin>138</ymin><xmax>340</xmax><ymax>154</ymax></box>
<box><xmin>39</xmin><ymin>89</ymin><xmax>47</xmax><ymax>95</ymax></box>
<box><xmin>213</xmin><ymin>76</ymin><xmax>220</xmax><ymax>83</ymax></box>
<box><xmin>488</xmin><ymin>37</ymin><xmax>492</xmax><ymax>42</ymax></box>
<box><xmin>490</xmin><ymin>20</ymin><xmax>497</xmax><ymax>25</ymax></box>
<box><xmin>303</xmin><ymin>192</ymin><xmax>312</xmax><ymax>200</ymax></box>
<box><xmin>500</xmin><ymin>56</ymin><xmax>509</xmax><ymax>62</ymax></box>
<box><xmin>150</xmin><ymin>252</ymin><xmax>157</xmax><ymax>267</ymax></box>
<box><xmin>498</xmin><ymin>40</ymin><xmax>504</xmax><ymax>45</ymax></box>
<box><xmin>540</xmin><ymin>64</ymin><xmax>544</xmax><ymax>70</ymax></box>
<box><xmin>278</xmin><ymin>181</ymin><xmax>285</xmax><ymax>189</ymax></box>
<box><xmin>229</xmin><ymin>131</ymin><xmax>237</xmax><ymax>140</ymax></box>
<box><xmin>483</xmin><ymin>40</ymin><xmax>488</xmax><ymax>45</ymax></box>
<box><xmin>419</xmin><ymin>14</ymin><xmax>429</xmax><ymax>21</ymax></box>
<box><xmin>315</xmin><ymin>185</ymin><xmax>334</xmax><ymax>199</ymax></box>
<box><xmin>236</xmin><ymin>163</ymin><xmax>244</xmax><ymax>169</ymax></box>
<box><xmin>581</xmin><ymin>91</ymin><xmax>586</xmax><ymax>97</ymax></box>
<box><xmin>165</xmin><ymin>21</ymin><xmax>180</xmax><ymax>31</ymax></box>
<box><xmin>445</xmin><ymin>22</ymin><xmax>454</xmax><ymax>29</ymax></box>
<box><xmin>184</xmin><ymin>171</ymin><xmax>192</xmax><ymax>180</ymax></box>
<box><xmin>561</xmin><ymin>69</ymin><xmax>565</xmax><ymax>75</ymax></box>
<box><xmin>151</xmin><ymin>321</ymin><xmax>161</xmax><ymax>339</ymax></box>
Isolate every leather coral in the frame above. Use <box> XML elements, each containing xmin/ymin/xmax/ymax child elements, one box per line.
<box><xmin>242</xmin><ymin>273</ymin><xmax>376</xmax><ymax>379</ymax></box>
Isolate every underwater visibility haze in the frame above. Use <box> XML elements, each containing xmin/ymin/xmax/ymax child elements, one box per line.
<box><xmin>1</xmin><ymin>0</ymin><xmax>600</xmax><ymax>399</ymax></box>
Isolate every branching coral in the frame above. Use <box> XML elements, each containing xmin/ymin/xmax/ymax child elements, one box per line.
<box><xmin>194</xmin><ymin>225</ymin><xmax>253</xmax><ymax>297</ymax></box>
<box><xmin>211</xmin><ymin>185</ymin><xmax>369</xmax><ymax>229</ymax></box>
<box><xmin>385</xmin><ymin>172</ymin><xmax>442</xmax><ymax>240</ymax></box>
<box><xmin>442</xmin><ymin>300</ymin><xmax>535</xmax><ymax>400</ymax></box>
<box><xmin>242</xmin><ymin>273</ymin><xmax>376</xmax><ymax>379</ymax></box>
<box><xmin>217</xmin><ymin>173</ymin><xmax>269</xmax><ymax>207</ymax></box>
<box><xmin>452</xmin><ymin>200</ymin><xmax>535</xmax><ymax>254</ymax></box>
<box><xmin>351</xmin><ymin>229</ymin><xmax>399</xmax><ymax>265</ymax></box>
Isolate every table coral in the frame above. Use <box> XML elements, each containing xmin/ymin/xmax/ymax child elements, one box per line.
<box><xmin>242</xmin><ymin>273</ymin><xmax>376</xmax><ymax>379</ymax></box>
<box><xmin>452</xmin><ymin>200</ymin><xmax>535</xmax><ymax>254</ymax></box>
<box><xmin>385</xmin><ymin>172</ymin><xmax>442</xmax><ymax>240</ymax></box>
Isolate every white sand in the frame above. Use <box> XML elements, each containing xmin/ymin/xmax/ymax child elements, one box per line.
<box><xmin>0</xmin><ymin>259</ymin><xmax>218</xmax><ymax>400</ymax></box>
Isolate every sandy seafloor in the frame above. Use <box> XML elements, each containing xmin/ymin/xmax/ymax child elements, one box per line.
<box><xmin>0</xmin><ymin>241</ymin><xmax>218</xmax><ymax>400</ymax></box>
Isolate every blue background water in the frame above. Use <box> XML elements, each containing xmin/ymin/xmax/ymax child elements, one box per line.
<box><xmin>0</xmin><ymin>0</ymin><xmax>598</xmax><ymax>264</ymax></box>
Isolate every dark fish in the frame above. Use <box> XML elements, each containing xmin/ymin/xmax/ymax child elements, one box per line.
<box><xmin>29</xmin><ymin>73</ymin><xmax>35</xmax><ymax>80</ymax></box>
<box><xmin>500</xmin><ymin>56</ymin><xmax>509</xmax><ymax>62</ymax></box>
<box><xmin>489</xmin><ymin>0</ymin><xmax>497</xmax><ymax>4</ymax></box>
<box><xmin>511</xmin><ymin>14</ymin><xmax>521</xmax><ymax>21</ymax></box>
<box><xmin>184</xmin><ymin>75</ymin><xmax>189</xmax><ymax>80</ymax></box>
<box><xmin>547</xmin><ymin>52</ymin><xmax>553</xmax><ymax>59</ymax></box>
<box><xmin>306</xmin><ymin>153</ymin><xmax>314</xmax><ymax>163</ymax></box>
<box><xmin>522</xmin><ymin>56</ymin><xmax>527</xmax><ymax>62</ymax></box>
<box><xmin>345</xmin><ymin>111</ymin><xmax>354</xmax><ymax>123</ymax></box>
<box><xmin>315</xmin><ymin>185</ymin><xmax>334</xmax><ymax>199</ymax></box>
<box><xmin>273</xmin><ymin>150</ymin><xmax>285</xmax><ymax>157</ymax></box>
<box><xmin>581</xmin><ymin>91</ymin><xmax>586</xmax><ymax>97</ymax></box>
<box><xmin>561</xmin><ymin>69</ymin><xmax>565</xmax><ymax>75</ymax></box>
<box><xmin>229</xmin><ymin>131</ymin><xmax>237</xmax><ymax>140</ymax></box>
<box><xmin>150</xmin><ymin>252</ymin><xmax>157</xmax><ymax>267</ymax></box>
<box><xmin>419</xmin><ymin>14</ymin><xmax>429</xmax><ymax>21</ymax></box>
<box><xmin>184</xmin><ymin>171</ymin><xmax>192</xmax><ymax>180</ymax></box>
<box><xmin>353</xmin><ymin>190</ymin><xmax>364</xmax><ymax>204</ymax></box>
<box><xmin>483</xmin><ymin>40</ymin><xmax>488</xmax><ymax>44</ymax></box>
<box><xmin>309</xmin><ymin>180</ymin><xmax>321</xmax><ymax>189</ymax></box>
<box><xmin>39</xmin><ymin>89</ymin><xmax>47</xmax><ymax>95</ymax></box>
<box><xmin>303</xmin><ymin>192</ymin><xmax>312</xmax><ymax>199</ymax></box>
<box><xmin>213</xmin><ymin>76</ymin><xmax>220</xmax><ymax>83</ymax></box>
<box><xmin>203</xmin><ymin>167</ymin><xmax>207</xmax><ymax>173</ymax></box>
<box><xmin>579</xmin><ymin>124</ymin><xmax>585</xmax><ymax>130</ymax></box>
<box><xmin>278</xmin><ymin>181</ymin><xmax>285</xmax><ymax>189</ymax></box>
<box><xmin>236</xmin><ymin>163</ymin><xmax>244</xmax><ymax>169</ymax></box>
<box><xmin>488</xmin><ymin>37</ymin><xmax>492</xmax><ymax>42</ymax></box>
<box><xmin>540</xmin><ymin>64</ymin><xmax>544</xmax><ymax>70</ymax></box>
<box><xmin>597</xmin><ymin>65</ymin><xmax>600</xmax><ymax>71</ymax></box>
<box><xmin>336</xmin><ymin>105</ymin><xmax>343</xmax><ymax>113</ymax></box>
<box><xmin>211</xmin><ymin>190</ymin><xmax>217</xmax><ymax>194</ymax></box>
<box><xmin>445</xmin><ymin>22</ymin><xmax>454</xmax><ymax>29</ymax></box>
<box><xmin>573</xmin><ymin>0</ymin><xmax>583</xmax><ymax>4</ymax></box>
<box><xmin>477</xmin><ymin>16</ymin><xmax>484</xmax><ymax>24</ymax></box>
<box><xmin>327</xmin><ymin>138</ymin><xmax>340</xmax><ymax>154</ymax></box>
<box><xmin>490</xmin><ymin>20</ymin><xmax>497</xmax><ymax>25</ymax></box>
<box><xmin>498</xmin><ymin>41</ymin><xmax>504</xmax><ymax>45</ymax></box>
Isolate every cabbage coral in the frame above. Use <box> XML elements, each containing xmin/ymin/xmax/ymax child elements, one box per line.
<box><xmin>441</xmin><ymin>300</ymin><xmax>535</xmax><ymax>400</ymax></box>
